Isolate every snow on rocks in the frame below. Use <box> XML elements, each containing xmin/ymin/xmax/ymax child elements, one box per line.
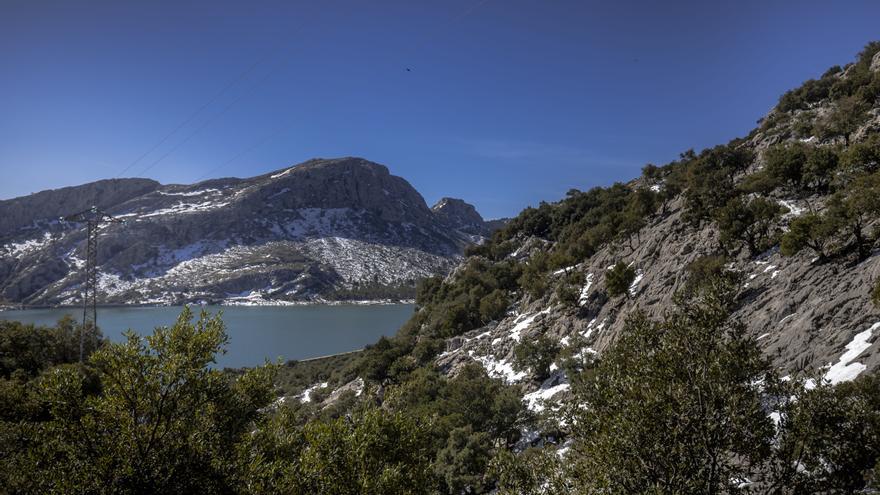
<box><xmin>578</xmin><ymin>273</ymin><xmax>594</xmax><ymax>305</ymax></box>
<box><xmin>299</xmin><ymin>382</ymin><xmax>328</xmax><ymax>403</ymax></box>
<box><xmin>583</xmin><ymin>317</ymin><xmax>607</xmax><ymax>340</ymax></box>
<box><xmin>491</xmin><ymin>308</ymin><xmax>552</xmax><ymax>346</ymax></box>
<box><xmin>629</xmin><ymin>269</ymin><xmax>644</xmax><ymax>296</ymax></box>
<box><xmin>140</xmin><ymin>198</ymin><xmax>231</xmax><ymax>218</ymax></box>
<box><xmin>270</xmin><ymin>167</ymin><xmax>295</xmax><ymax>179</ymax></box>
<box><xmin>157</xmin><ymin>188</ymin><xmax>221</xmax><ymax>197</ymax></box>
<box><xmin>823</xmin><ymin>322</ymin><xmax>879</xmax><ymax>385</ymax></box>
<box><xmin>778</xmin><ymin>199</ymin><xmax>806</xmax><ymax>218</ymax></box>
<box><xmin>2</xmin><ymin>232</ymin><xmax>53</xmax><ymax>258</ymax></box>
<box><xmin>472</xmin><ymin>352</ymin><xmax>526</xmax><ymax>384</ymax></box>
<box><xmin>523</xmin><ymin>373</ymin><xmax>570</xmax><ymax>413</ymax></box>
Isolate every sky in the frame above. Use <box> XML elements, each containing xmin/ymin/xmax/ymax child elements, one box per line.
<box><xmin>1</xmin><ymin>1</ymin><xmax>879</xmax><ymax>219</ymax></box>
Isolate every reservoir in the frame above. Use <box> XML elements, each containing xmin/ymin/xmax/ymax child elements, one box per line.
<box><xmin>0</xmin><ymin>304</ymin><xmax>415</xmax><ymax>369</ymax></box>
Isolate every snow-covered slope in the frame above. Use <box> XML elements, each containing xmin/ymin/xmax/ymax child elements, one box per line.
<box><xmin>0</xmin><ymin>157</ymin><xmax>498</xmax><ymax>306</ymax></box>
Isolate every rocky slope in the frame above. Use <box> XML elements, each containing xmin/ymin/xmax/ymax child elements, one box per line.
<box><xmin>430</xmin><ymin>46</ymin><xmax>880</xmax><ymax>420</ymax></box>
<box><xmin>0</xmin><ymin>157</ymin><xmax>499</xmax><ymax>306</ymax></box>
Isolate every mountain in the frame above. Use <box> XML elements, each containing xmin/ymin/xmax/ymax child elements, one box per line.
<box><xmin>265</xmin><ymin>43</ymin><xmax>880</xmax><ymax>488</ymax></box>
<box><xmin>429</xmin><ymin>46</ymin><xmax>880</xmax><ymax>392</ymax></box>
<box><xmin>0</xmin><ymin>157</ymin><xmax>500</xmax><ymax>306</ymax></box>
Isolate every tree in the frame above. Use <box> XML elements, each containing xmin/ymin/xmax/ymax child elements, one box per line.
<box><xmin>803</xmin><ymin>145</ymin><xmax>839</xmax><ymax>194</ymax></box>
<box><xmin>840</xmin><ymin>134</ymin><xmax>880</xmax><ymax>182</ymax></box>
<box><xmin>825</xmin><ymin>172</ymin><xmax>880</xmax><ymax>260</ymax></box>
<box><xmin>818</xmin><ymin>95</ymin><xmax>869</xmax><ymax>146</ymax></box>
<box><xmin>0</xmin><ymin>316</ymin><xmax>102</xmax><ymax>377</ymax></box>
<box><xmin>479</xmin><ymin>289</ymin><xmax>510</xmax><ymax>323</ymax></box>
<box><xmin>514</xmin><ymin>335</ymin><xmax>561</xmax><ymax>381</ymax></box>
<box><xmin>565</xmin><ymin>274</ymin><xmax>777</xmax><ymax>493</ymax></box>
<box><xmin>21</xmin><ymin>307</ymin><xmax>278</xmax><ymax>493</ymax></box>
<box><xmin>714</xmin><ymin>196</ymin><xmax>786</xmax><ymax>256</ymax></box>
<box><xmin>763</xmin><ymin>143</ymin><xmax>808</xmax><ymax>193</ymax></box>
<box><xmin>770</xmin><ymin>375</ymin><xmax>880</xmax><ymax>493</ymax></box>
<box><xmin>780</xmin><ymin>212</ymin><xmax>836</xmax><ymax>259</ymax></box>
<box><xmin>491</xmin><ymin>447</ymin><xmax>571</xmax><ymax>495</ymax></box>
<box><xmin>434</xmin><ymin>425</ymin><xmax>493</xmax><ymax>494</ymax></box>
<box><xmin>605</xmin><ymin>262</ymin><xmax>636</xmax><ymax>298</ymax></box>
<box><xmin>296</xmin><ymin>407</ymin><xmax>434</xmax><ymax>495</ymax></box>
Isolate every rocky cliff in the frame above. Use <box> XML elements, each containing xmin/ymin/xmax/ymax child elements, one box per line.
<box><xmin>0</xmin><ymin>157</ymin><xmax>498</xmax><ymax>306</ymax></box>
<box><xmin>421</xmin><ymin>44</ymin><xmax>880</xmax><ymax>416</ymax></box>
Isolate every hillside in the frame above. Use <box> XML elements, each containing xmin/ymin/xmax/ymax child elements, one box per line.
<box><xmin>0</xmin><ymin>157</ymin><xmax>497</xmax><ymax>306</ymax></box>
<box><xmin>270</xmin><ymin>42</ymin><xmax>880</xmax><ymax>490</ymax></box>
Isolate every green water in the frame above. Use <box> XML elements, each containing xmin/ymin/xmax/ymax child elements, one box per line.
<box><xmin>0</xmin><ymin>304</ymin><xmax>414</xmax><ymax>369</ymax></box>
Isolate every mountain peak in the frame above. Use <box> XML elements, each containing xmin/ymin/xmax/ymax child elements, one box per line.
<box><xmin>431</xmin><ymin>197</ymin><xmax>491</xmax><ymax>236</ymax></box>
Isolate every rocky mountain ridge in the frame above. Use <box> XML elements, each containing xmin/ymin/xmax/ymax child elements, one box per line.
<box><xmin>0</xmin><ymin>157</ymin><xmax>499</xmax><ymax>306</ymax></box>
<box><xmin>426</xmin><ymin>45</ymin><xmax>880</xmax><ymax>418</ymax></box>
<box><xmin>281</xmin><ymin>44</ymin><xmax>880</xmax><ymax>437</ymax></box>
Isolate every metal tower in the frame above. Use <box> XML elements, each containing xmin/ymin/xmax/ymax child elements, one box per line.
<box><xmin>61</xmin><ymin>206</ymin><xmax>126</xmax><ymax>361</ymax></box>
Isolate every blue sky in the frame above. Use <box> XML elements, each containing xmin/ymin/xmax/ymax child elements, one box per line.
<box><xmin>2</xmin><ymin>0</ymin><xmax>879</xmax><ymax>219</ymax></box>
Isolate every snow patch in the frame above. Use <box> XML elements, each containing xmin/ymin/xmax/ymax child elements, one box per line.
<box><xmin>824</xmin><ymin>322</ymin><xmax>879</xmax><ymax>385</ymax></box>
<box><xmin>270</xmin><ymin>167</ymin><xmax>294</xmax><ymax>179</ymax></box>
<box><xmin>523</xmin><ymin>375</ymin><xmax>570</xmax><ymax>413</ymax></box>
<box><xmin>2</xmin><ymin>232</ymin><xmax>53</xmax><ymax>258</ymax></box>
<box><xmin>299</xmin><ymin>382</ymin><xmax>328</xmax><ymax>403</ymax></box>
<box><xmin>629</xmin><ymin>270</ymin><xmax>644</xmax><ymax>296</ymax></box>
<box><xmin>778</xmin><ymin>199</ymin><xmax>806</xmax><ymax>218</ymax></box>
<box><xmin>473</xmin><ymin>354</ymin><xmax>526</xmax><ymax>384</ymax></box>
<box><xmin>578</xmin><ymin>273</ymin><xmax>594</xmax><ymax>305</ymax></box>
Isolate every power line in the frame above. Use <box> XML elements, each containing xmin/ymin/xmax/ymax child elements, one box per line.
<box><xmin>193</xmin><ymin>124</ymin><xmax>289</xmax><ymax>183</ymax></box>
<box><xmin>132</xmin><ymin>24</ymin><xmax>312</xmax><ymax>180</ymax></box>
<box><xmin>114</xmin><ymin>48</ymin><xmax>279</xmax><ymax>179</ymax></box>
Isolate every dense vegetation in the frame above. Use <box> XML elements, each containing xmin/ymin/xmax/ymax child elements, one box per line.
<box><xmin>493</xmin><ymin>271</ymin><xmax>880</xmax><ymax>493</ymax></box>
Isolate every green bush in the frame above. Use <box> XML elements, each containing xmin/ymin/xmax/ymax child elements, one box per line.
<box><xmin>513</xmin><ymin>335</ymin><xmax>561</xmax><ymax>381</ymax></box>
<box><xmin>682</xmin><ymin>144</ymin><xmax>754</xmax><ymax>224</ymax></box>
<box><xmin>605</xmin><ymin>262</ymin><xmax>636</xmax><ymax>298</ymax></box>
<box><xmin>683</xmin><ymin>254</ymin><xmax>729</xmax><ymax>293</ymax></box>
<box><xmin>841</xmin><ymin>133</ymin><xmax>880</xmax><ymax>180</ymax></box>
<box><xmin>566</xmin><ymin>276</ymin><xmax>777</xmax><ymax>493</ymax></box>
<box><xmin>0</xmin><ymin>316</ymin><xmax>102</xmax><ymax>377</ymax></box>
<box><xmin>773</xmin><ymin>374</ymin><xmax>880</xmax><ymax>492</ymax></box>
<box><xmin>780</xmin><ymin>213</ymin><xmax>836</xmax><ymax>259</ymax></box>
<box><xmin>714</xmin><ymin>196</ymin><xmax>786</xmax><ymax>255</ymax></box>
<box><xmin>825</xmin><ymin>172</ymin><xmax>880</xmax><ymax>260</ymax></box>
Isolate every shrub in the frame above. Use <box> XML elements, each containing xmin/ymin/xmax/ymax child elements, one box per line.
<box><xmin>479</xmin><ymin>289</ymin><xmax>509</xmax><ymax>323</ymax></box>
<box><xmin>773</xmin><ymin>374</ymin><xmax>880</xmax><ymax>492</ymax></box>
<box><xmin>682</xmin><ymin>144</ymin><xmax>754</xmax><ymax>224</ymax></box>
<box><xmin>818</xmin><ymin>95</ymin><xmax>869</xmax><ymax>146</ymax></box>
<box><xmin>714</xmin><ymin>196</ymin><xmax>786</xmax><ymax>256</ymax></box>
<box><xmin>605</xmin><ymin>262</ymin><xmax>636</xmax><ymax>298</ymax></box>
<box><xmin>683</xmin><ymin>255</ymin><xmax>729</xmax><ymax>292</ymax></box>
<box><xmin>763</xmin><ymin>143</ymin><xmax>809</xmax><ymax>192</ymax></box>
<box><xmin>825</xmin><ymin>172</ymin><xmax>880</xmax><ymax>260</ymax></box>
<box><xmin>513</xmin><ymin>335</ymin><xmax>561</xmax><ymax>382</ymax></box>
<box><xmin>803</xmin><ymin>145</ymin><xmax>840</xmax><ymax>194</ymax></box>
<box><xmin>566</xmin><ymin>276</ymin><xmax>777</xmax><ymax>493</ymax></box>
<box><xmin>841</xmin><ymin>134</ymin><xmax>880</xmax><ymax>180</ymax></box>
<box><xmin>780</xmin><ymin>213</ymin><xmax>836</xmax><ymax>259</ymax></box>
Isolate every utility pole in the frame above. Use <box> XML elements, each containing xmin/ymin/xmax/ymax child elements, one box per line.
<box><xmin>61</xmin><ymin>206</ymin><xmax>126</xmax><ymax>361</ymax></box>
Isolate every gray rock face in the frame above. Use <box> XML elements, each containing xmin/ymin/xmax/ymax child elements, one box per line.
<box><xmin>0</xmin><ymin>157</ymin><xmax>496</xmax><ymax>306</ymax></box>
<box><xmin>431</xmin><ymin>197</ymin><xmax>490</xmax><ymax>236</ymax></box>
<box><xmin>435</xmin><ymin>78</ymin><xmax>880</xmax><ymax>412</ymax></box>
<box><xmin>437</xmin><ymin>194</ymin><xmax>880</xmax><ymax>416</ymax></box>
<box><xmin>871</xmin><ymin>50</ymin><xmax>880</xmax><ymax>72</ymax></box>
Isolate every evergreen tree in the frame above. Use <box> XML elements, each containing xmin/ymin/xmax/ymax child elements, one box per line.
<box><xmin>566</xmin><ymin>274</ymin><xmax>777</xmax><ymax>493</ymax></box>
<box><xmin>605</xmin><ymin>262</ymin><xmax>636</xmax><ymax>298</ymax></box>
